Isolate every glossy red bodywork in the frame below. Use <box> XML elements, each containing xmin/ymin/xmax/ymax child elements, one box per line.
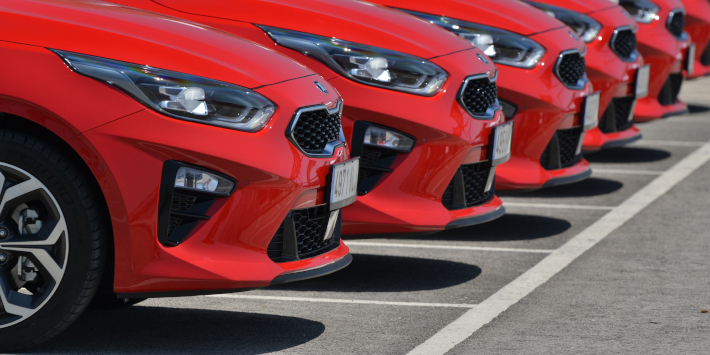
<box><xmin>633</xmin><ymin>0</ymin><xmax>690</xmax><ymax>120</ymax></box>
<box><xmin>532</xmin><ymin>0</ymin><xmax>644</xmax><ymax>151</ymax></box>
<box><xmin>369</xmin><ymin>0</ymin><xmax>593</xmax><ymax>190</ymax></box>
<box><xmin>0</xmin><ymin>0</ymin><xmax>351</xmax><ymax>295</ymax></box>
<box><xmin>685</xmin><ymin>0</ymin><xmax>710</xmax><ymax>79</ymax></box>
<box><xmin>110</xmin><ymin>0</ymin><xmax>506</xmax><ymax>234</ymax></box>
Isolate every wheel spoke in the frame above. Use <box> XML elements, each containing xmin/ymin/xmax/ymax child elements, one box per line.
<box><xmin>0</xmin><ymin>179</ymin><xmax>43</xmax><ymax>217</ymax></box>
<box><xmin>0</xmin><ymin>275</ymin><xmax>33</xmax><ymax>318</ymax></box>
<box><xmin>1</xmin><ymin>247</ymin><xmax>63</xmax><ymax>282</ymax></box>
<box><xmin>0</xmin><ymin>219</ymin><xmax>67</xmax><ymax>247</ymax></box>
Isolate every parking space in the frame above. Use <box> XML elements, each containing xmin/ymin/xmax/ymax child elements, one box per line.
<box><xmin>30</xmin><ymin>77</ymin><xmax>710</xmax><ymax>354</ymax></box>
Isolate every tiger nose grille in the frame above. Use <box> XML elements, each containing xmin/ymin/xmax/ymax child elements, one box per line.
<box><xmin>540</xmin><ymin>127</ymin><xmax>583</xmax><ymax>170</ymax></box>
<box><xmin>611</xmin><ymin>29</ymin><xmax>637</xmax><ymax>60</ymax></box>
<box><xmin>291</xmin><ymin>108</ymin><xmax>341</xmax><ymax>153</ymax></box>
<box><xmin>267</xmin><ymin>205</ymin><xmax>341</xmax><ymax>262</ymax></box>
<box><xmin>658</xmin><ymin>73</ymin><xmax>683</xmax><ymax>106</ymax></box>
<box><xmin>667</xmin><ymin>11</ymin><xmax>685</xmax><ymax>38</ymax></box>
<box><xmin>599</xmin><ymin>96</ymin><xmax>636</xmax><ymax>133</ymax></box>
<box><xmin>459</xmin><ymin>77</ymin><xmax>498</xmax><ymax>116</ymax></box>
<box><xmin>555</xmin><ymin>52</ymin><xmax>586</xmax><ymax>88</ymax></box>
<box><xmin>441</xmin><ymin>161</ymin><xmax>495</xmax><ymax>210</ymax></box>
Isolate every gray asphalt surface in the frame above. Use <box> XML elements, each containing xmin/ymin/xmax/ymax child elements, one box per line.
<box><xmin>28</xmin><ymin>77</ymin><xmax>710</xmax><ymax>354</ymax></box>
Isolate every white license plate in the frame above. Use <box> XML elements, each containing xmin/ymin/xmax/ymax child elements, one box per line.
<box><xmin>329</xmin><ymin>158</ymin><xmax>359</xmax><ymax>210</ymax></box>
<box><xmin>636</xmin><ymin>64</ymin><xmax>651</xmax><ymax>99</ymax></box>
<box><xmin>582</xmin><ymin>92</ymin><xmax>600</xmax><ymax>131</ymax></box>
<box><xmin>491</xmin><ymin>121</ymin><xmax>513</xmax><ymax>166</ymax></box>
<box><xmin>687</xmin><ymin>43</ymin><xmax>696</xmax><ymax>76</ymax></box>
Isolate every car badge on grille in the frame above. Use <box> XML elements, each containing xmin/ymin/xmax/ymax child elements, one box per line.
<box><xmin>314</xmin><ymin>81</ymin><xmax>328</xmax><ymax>95</ymax></box>
<box><xmin>477</xmin><ymin>53</ymin><xmax>489</xmax><ymax>65</ymax></box>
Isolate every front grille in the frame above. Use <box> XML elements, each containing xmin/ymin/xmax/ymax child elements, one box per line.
<box><xmin>442</xmin><ymin>161</ymin><xmax>494</xmax><ymax>210</ymax></box>
<box><xmin>267</xmin><ymin>206</ymin><xmax>341</xmax><ymax>262</ymax></box>
<box><xmin>658</xmin><ymin>73</ymin><xmax>683</xmax><ymax>105</ymax></box>
<box><xmin>611</xmin><ymin>29</ymin><xmax>637</xmax><ymax>60</ymax></box>
<box><xmin>291</xmin><ymin>108</ymin><xmax>341</xmax><ymax>154</ymax></box>
<box><xmin>459</xmin><ymin>77</ymin><xmax>498</xmax><ymax>116</ymax></box>
<box><xmin>701</xmin><ymin>41</ymin><xmax>710</xmax><ymax>66</ymax></box>
<box><xmin>599</xmin><ymin>96</ymin><xmax>635</xmax><ymax>133</ymax></box>
<box><xmin>540</xmin><ymin>127</ymin><xmax>583</xmax><ymax>170</ymax></box>
<box><xmin>667</xmin><ymin>11</ymin><xmax>685</xmax><ymax>38</ymax></box>
<box><xmin>555</xmin><ymin>52</ymin><xmax>586</xmax><ymax>88</ymax></box>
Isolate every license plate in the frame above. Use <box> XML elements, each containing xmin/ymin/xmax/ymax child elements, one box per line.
<box><xmin>687</xmin><ymin>43</ymin><xmax>696</xmax><ymax>76</ymax></box>
<box><xmin>328</xmin><ymin>158</ymin><xmax>359</xmax><ymax>210</ymax></box>
<box><xmin>491</xmin><ymin>121</ymin><xmax>513</xmax><ymax>166</ymax></box>
<box><xmin>582</xmin><ymin>92</ymin><xmax>600</xmax><ymax>131</ymax></box>
<box><xmin>635</xmin><ymin>64</ymin><xmax>650</xmax><ymax>99</ymax></box>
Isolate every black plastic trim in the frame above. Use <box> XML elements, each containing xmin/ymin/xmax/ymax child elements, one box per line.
<box><xmin>270</xmin><ymin>253</ymin><xmax>353</xmax><ymax>286</ymax></box>
<box><xmin>599</xmin><ymin>132</ymin><xmax>643</xmax><ymax>150</ymax></box>
<box><xmin>542</xmin><ymin>168</ymin><xmax>592</xmax><ymax>188</ymax></box>
<box><xmin>445</xmin><ymin>206</ymin><xmax>505</xmax><ymax>230</ymax></box>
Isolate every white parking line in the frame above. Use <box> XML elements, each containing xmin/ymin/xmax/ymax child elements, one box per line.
<box><xmin>501</xmin><ymin>202</ymin><xmax>614</xmax><ymax>211</ymax></box>
<box><xmin>665</xmin><ymin>117</ymin><xmax>708</xmax><ymax>123</ymax></box>
<box><xmin>632</xmin><ymin>140</ymin><xmax>704</xmax><ymax>147</ymax></box>
<box><xmin>592</xmin><ymin>168</ymin><xmax>663</xmax><ymax>176</ymax></box>
<box><xmin>408</xmin><ymin>140</ymin><xmax>710</xmax><ymax>355</ymax></box>
<box><xmin>207</xmin><ymin>294</ymin><xmax>476</xmax><ymax>308</ymax></box>
<box><xmin>344</xmin><ymin>241</ymin><xmax>554</xmax><ymax>254</ymax></box>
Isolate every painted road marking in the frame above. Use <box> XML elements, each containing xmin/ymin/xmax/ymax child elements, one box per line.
<box><xmin>632</xmin><ymin>140</ymin><xmax>704</xmax><ymax>147</ymax></box>
<box><xmin>207</xmin><ymin>294</ymin><xmax>477</xmax><ymax>309</ymax></box>
<box><xmin>408</xmin><ymin>140</ymin><xmax>710</xmax><ymax>355</ymax></box>
<box><xmin>501</xmin><ymin>202</ymin><xmax>614</xmax><ymax>211</ymax></box>
<box><xmin>592</xmin><ymin>168</ymin><xmax>663</xmax><ymax>176</ymax></box>
<box><xmin>344</xmin><ymin>241</ymin><xmax>554</xmax><ymax>254</ymax></box>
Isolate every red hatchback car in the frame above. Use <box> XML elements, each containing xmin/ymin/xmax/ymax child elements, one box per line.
<box><xmin>614</xmin><ymin>0</ymin><xmax>692</xmax><ymax>120</ymax></box>
<box><xmin>684</xmin><ymin>0</ymin><xmax>710</xmax><ymax>78</ymax></box>
<box><xmin>0</xmin><ymin>0</ymin><xmax>357</xmax><ymax>349</ymax></box>
<box><xmin>371</xmin><ymin>0</ymin><xmax>596</xmax><ymax>190</ymax></box>
<box><xmin>111</xmin><ymin>0</ymin><xmax>512</xmax><ymax>234</ymax></box>
<box><xmin>526</xmin><ymin>0</ymin><xmax>647</xmax><ymax>151</ymax></box>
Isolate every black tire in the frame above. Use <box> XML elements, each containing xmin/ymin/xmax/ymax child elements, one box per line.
<box><xmin>89</xmin><ymin>295</ymin><xmax>146</xmax><ymax>309</ymax></box>
<box><xmin>0</xmin><ymin>131</ymin><xmax>107</xmax><ymax>351</ymax></box>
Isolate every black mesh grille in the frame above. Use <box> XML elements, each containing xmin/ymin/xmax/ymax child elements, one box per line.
<box><xmin>267</xmin><ymin>206</ymin><xmax>340</xmax><ymax>262</ymax></box>
<box><xmin>611</xmin><ymin>29</ymin><xmax>637</xmax><ymax>60</ymax></box>
<box><xmin>442</xmin><ymin>161</ymin><xmax>494</xmax><ymax>210</ymax></box>
<box><xmin>701</xmin><ymin>41</ymin><xmax>710</xmax><ymax>66</ymax></box>
<box><xmin>292</xmin><ymin>209</ymin><xmax>331</xmax><ymax>258</ymax></box>
<box><xmin>355</xmin><ymin>146</ymin><xmax>399</xmax><ymax>195</ymax></box>
<box><xmin>171</xmin><ymin>193</ymin><xmax>196</xmax><ymax>212</ymax></box>
<box><xmin>359</xmin><ymin>149</ymin><xmax>381</xmax><ymax>167</ymax></box>
<box><xmin>292</xmin><ymin>108</ymin><xmax>341</xmax><ymax>153</ymax></box>
<box><xmin>599</xmin><ymin>96</ymin><xmax>635</xmax><ymax>133</ymax></box>
<box><xmin>167</xmin><ymin>217</ymin><xmax>182</xmax><ymax>237</ymax></box>
<box><xmin>540</xmin><ymin>127</ymin><xmax>583</xmax><ymax>170</ymax></box>
<box><xmin>658</xmin><ymin>73</ymin><xmax>683</xmax><ymax>106</ymax></box>
<box><xmin>667</xmin><ymin>12</ymin><xmax>685</xmax><ymax>38</ymax></box>
<box><xmin>460</xmin><ymin>77</ymin><xmax>497</xmax><ymax>116</ymax></box>
<box><xmin>556</xmin><ymin>52</ymin><xmax>586</xmax><ymax>87</ymax></box>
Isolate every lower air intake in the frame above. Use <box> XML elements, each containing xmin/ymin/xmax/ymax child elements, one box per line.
<box><xmin>540</xmin><ymin>127</ymin><xmax>583</xmax><ymax>170</ymax></box>
<box><xmin>599</xmin><ymin>96</ymin><xmax>635</xmax><ymax>133</ymax></box>
<box><xmin>267</xmin><ymin>205</ymin><xmax>341</xmax><ymax>262</ymax></box>
<box><xmin>658</xmin><ymin>73</ymin><xmax>683</xmax><ymax>106</ymax></box>
<box><xmin>442</xmin><ymin>161</ymin><xmax>495</xmax><ymax>210</ymax></box>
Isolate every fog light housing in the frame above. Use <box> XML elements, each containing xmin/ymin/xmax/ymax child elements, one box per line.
<box><xmin>364</xmin><ymin>126</ymin><xmax>415</xmax><ymax>152</ymax></box>
<box><xmin>175</xmin><ymin>167</ymin><xmax>234</xmax><ymax>196</ymax></box>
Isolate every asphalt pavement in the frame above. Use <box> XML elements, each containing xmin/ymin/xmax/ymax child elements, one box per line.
<box><xmin>28</xmin><ymin>77</ymin><xmax>710</xmax><ymax>355</ymax></box>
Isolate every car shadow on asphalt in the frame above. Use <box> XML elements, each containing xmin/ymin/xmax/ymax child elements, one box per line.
<box><xmin>29</xmin><ymin>307</ymin><xmax>324</xmax><ymax>354</ymax></box>
<box><xmin>688</xmin><ymin>104</ymin><xmax>710</xmax><ymax>114</ymax></box>
<box><xmin>268</xmin><ymin>254</ymin><xmax>481</xmax><ymax>293</ymax></box>
<box><xmin>499</xmin><ymin>177</ymin><xmax>623</xmax><ymax>198</ymax></box>
<box><xmin>584</xmin><ymin>147</ymin><xmax>671</xmax><ymax>163</ymax></box>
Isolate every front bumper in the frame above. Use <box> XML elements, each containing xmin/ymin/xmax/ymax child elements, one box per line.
<box><xmin>685</xmin><ymin>0</ymin><xmax>710</xmax><ymax>79</ymax></box>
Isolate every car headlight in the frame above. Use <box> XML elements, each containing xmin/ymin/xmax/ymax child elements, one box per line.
<box><xmin>52</xmin><ymin>50</ymin><xmax>276</xmax><ymax>132</ymax></box>
<box><xmin>525</xmin><ymin>2</ymin><xmax>602</xmax><ymax>43</ymax></box>
<box><xmin>610</xmin><ymin>0</ymin><xmax>660</xmax><ymax>24</ymax></box>
<box><xmin>258</xmin><ymin>26</ymin><xmax>448</xmax><ymax>96</ymax></box>
<box><xmin>402</xmin><ymin>10</ymin><xmax>545</xmax><ymax>69</ymax></box>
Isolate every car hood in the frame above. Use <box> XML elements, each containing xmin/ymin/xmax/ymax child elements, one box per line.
<box><xmin>0</xmin><ymin>0</ymin><xmax>317</xmax><ymax>89</ymax></box>
<box><xmin>528</xmin><ymin>0</ymin><xmax>621</xmax><ymax>15</ymax></box>
<box><xmin>370</xmin><ymin>0</ymin><xmax>567</xmax><ymax>36</ymax></box>
<box><xmin>150</xmin><ymin>0</ymin><xmax>472</xmax><ymax>59</ymax></box>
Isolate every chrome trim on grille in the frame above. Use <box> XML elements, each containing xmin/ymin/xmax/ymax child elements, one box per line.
<box><xmin>456</xmin><ymin>71</ymin><xmax>502</xmax><ymax>120</ymax></box>
<box><xmin>609</xmin><ymin>26</ymin><xmax>639</xmax><ymax>62</ymax></box>
<box><xmin>286</xmin><ymin>99</ymin><xmax>346</xmax><ymax>158</ymax></box>
<box><xmin>553</xmin><ymin>49</ymin><xmax>589</xmax><ymax>90</ymax></box>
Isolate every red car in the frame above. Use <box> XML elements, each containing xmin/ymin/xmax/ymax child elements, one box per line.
<box><xmin>370</xmin><ymin>0</ymin><xmax>596</xmax><ymax>190</ymax></box>
<box><xmin>525</xmin><ymin>0</ymin><xmax>646</xmax><ymax>151</ymax></box>
<box><xmin>0</xmin><ymin>0</ymin><xmax>356</xmax><ymax>349</ymax></box>
<box><xmin>111</xmin><ymin>0</ymin><xmax>512</xmax><ymax>234</ymax></box>
<box><xmin>684</xmin><ymin>0</ymin><xmax>710</xmax><ymax>78</ymax></box>
<box><xmin>615</xmin><ymin>0</ymin><xmax>692</xmax><ymax>120</ymax></box>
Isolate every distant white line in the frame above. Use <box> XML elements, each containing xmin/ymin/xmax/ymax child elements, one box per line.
<box><xmin>665</xmin><ymin>117</ymin><xmax>708</xmax><ymax>123</ymax></box>
<box><xmin>632</xmin><ymin>140</ymin><xmax>704</xmax><ymax>147</ymax></box>
<box><xmin>344</xmin><ymin>241</ymin><xmax>554</xmax><ymax>254</ymax></box>
<box><xmin>502</xmin><ymin>202</ymin><xmax>614</xmax><ymax>211</ymax></box>
<box><xmin>592</xmin><ymin>168</ymin><xmax>663</xmax><ymax>176</ymax></box>
<box><xmin>408</xmin><ymin>139</ymin><xmax>710</xmax><ymax>355</ymax></box>
<box><xmin>207</xmin><ymin>294</ymin><xmax>476</xmax><ymax>308</ymax></box>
